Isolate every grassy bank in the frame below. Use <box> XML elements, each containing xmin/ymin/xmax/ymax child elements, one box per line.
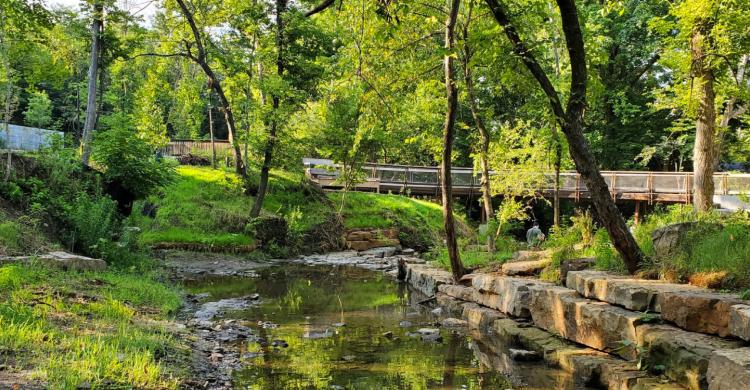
<box><xmin>0</xmin><ymin>263</ymin><xmax>186</xmax><ymax>388</ymax></box>
<box><xmin>134</xmin><ymin>166</ymin><xmax>464</xmax><ymax>254</ymax></box>
<box><xmin>540</xmin><ymin>206</ymin><xmax>750</xmax><ymax>289</ymax></box>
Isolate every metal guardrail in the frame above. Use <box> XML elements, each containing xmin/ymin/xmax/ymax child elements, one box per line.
<box><xmin>303</xmin><ymin>158</ymin><xmax>750</xmax><ymax>200</ymax></box>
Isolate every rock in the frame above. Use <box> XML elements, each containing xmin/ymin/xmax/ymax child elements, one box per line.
<box><xmin>501</xmin><ymin>259</ymin><xmax>551</xmax><ymax>276</ymax></box>
<box><xmin>509</xmin><ymin>348</ymin><xmax>541</xmax><ymax>362</ymax></box>
<box><xmin>417</xmin><ymin>328</ymin><xmax>440</xmax><ymax>336</ymax></box>
<box><xmin>430</xmin><ymin>307</ymin><xmax>442</xmax><ymax>316</ymax></box>
<box><xmin>528</xmin><ymin>285</ymin><xmax>642</xmax><ymax>360</ymax></box>
<box><xmin>636</xmin><ymin>324</ymin><xmax>745</xmax><ymax>390</ymax></box>
<box><xmin>730</xmin><ymin>305</ymin><xmax>750</xmax><ymax>341</ymax></box>
<box><xmin>348</xmin><ymin>239</ymin><xmax>400</xmax><ymax>251</ymax></box>
<box><xmin>440</xmin><ymin>317</ymin><xmax>468</xmax><ymax>328</ymax></box>
<box><xmin>401</xmin><ymin>248</ymin><xmax>415</xmax><ymax>255</ymax></box>
<box><xmin>359</xmin><ymin>246</ymin><xmax>399</xmax><ymax>258</ymax></box>
<box><xmin>652</xmin><ymin>222</ymin><xmax>722</xmax><ymax>259</ymax></box>
<box><xmin>468</xmin><ymin>274</ymin><xmax>552</xmax><ymax>317</ymax></box>
<box><xmin>342</xmin><ymin>355</ymin><xmax>356</xmax><ymax>362</ymax></box>
<box><xmin>660</xmin><ymin>291</ymin><xmax>745</xmax><ymax>337</ymax></box>
<box><xmin>382</xmin><ymin>331</ymin><xmax>394</xmax><ymax>339</ymax></box>
<box><xmin>420</xmin><ymin>333</ymin><xmax>443</xmax><ymax>343</ymax></box>
<box><xmin>405</xmin><ymin>264</ymin><xmax>453</xmax><ymax>296</ymax></box>
<box><xmin>511</xmin><ymin>250</ymin><xmax>551</xmax><ymax>262</ymax></box>
<box><xmin>559</xmin><ymin>258</ymin><xmax>595</xmax><ymax>284</ymax></box>
<box><xmin>567</xmin><ymin>270</ymin><xmax>705</xmax><ymax>312</ymax></box>
<box><xmin>332</xmin><ymin>322</ymin><xmax>346</xmax><ymax>327</ymax></box>
<box><xmin>0</xmin><ymin>251</ymin><xmax>107</xmax><ymax>272</ymax></box>
<box><xmin>462</xmin><ymin>304</ymin><xmax>505</xmax><ymax>330</ymax></box>
<box><xmin>707</xmin><ymin>348</ymin><xmax>750</xmax><ymax>390</ymax></box>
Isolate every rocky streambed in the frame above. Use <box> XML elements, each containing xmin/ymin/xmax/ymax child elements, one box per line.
<box><xmin>170</xmin><ymin>249</ymin><xmax>593</xmax><ymax>389</ymax></box>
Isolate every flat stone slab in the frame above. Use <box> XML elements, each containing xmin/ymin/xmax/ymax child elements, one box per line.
<box><xmin>566</xmin><ymin>270</ymin><xmax>704</xmax><ymax>312</ymax></box>
<box><xmin>529</xmin><ymin>284</ymin><xmax>643</xmax><ymax>360</ymax></box>
<box><xmin>637</xmin><ymin>324</ymin><xmax>745</xmax><ymax>390</ymax></box>
<box><xmin>501</xmin><ymin>259</ymin><xmax>551</xmax><ymax>276</ymax></box>
<box><xmin>405</xmin><ymin>263</ymin><xmax>453</xmax><ymax>296</ymax></box>
<box><xmin>730</xmin><ymin>305</ymin><xmax>750</xmax><ymax>341</ymax></box>
<box><xmin>0</xmin><ymin>251</ymin><xmax>107</xmax><ymax>272</ymax></box>
<box><xmin>469</xmin><ymin>274</ymin><xmax>553</xmax><ymax>317</ymax></box>
<box><xmin>707</xmin><ymin>348</ymin><xmax>750</xmax><ymax>390</ymax></box>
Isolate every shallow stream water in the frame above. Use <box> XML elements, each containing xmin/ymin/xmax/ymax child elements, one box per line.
<box><xmin>185</xmin><ymin>262</ymin><xmax>581</xmax><ymax>389</ymax></box>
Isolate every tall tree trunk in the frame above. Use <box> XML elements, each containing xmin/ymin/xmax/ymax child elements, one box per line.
<box><xmin>80</xmin><ymin>1</ymin><xmax>102</xmax><ymax>166</ymax></box>
<box><xmin>691</xmin><ymin>21</ymin><xmax>717</xmax><ymax>212</ymax></box>
<box><xmin>250</xmin><ymin>0</ymin><xmax>286</xmax><ymax>218</ymax></box>
<box><xmin>553</xmin><ymin>129</ymin><xmax>561</xmax><ymax>227</ymax></box>
<box><xmin>208</xmin><ymin>97</ymin><xmax>217</xmax><ymax>169</ymax></box>
<box><xmin>175</xmin><ymin>0</ymin><xmax>246</xmax><ymax>178</ymax></box>
<box><xmin>461</xmin><ymin>17</ymin><xmax>495</xmax><ymax>252</ymax></box>
<box><xmin>485</xmin><ymin>0</ymin><xmax>643</xmax><ymax>274</ymax></box>
<box><xmin>442</xmin><ymin>0</ymin><xmax>466</xmax><ymax>281</ymax></box>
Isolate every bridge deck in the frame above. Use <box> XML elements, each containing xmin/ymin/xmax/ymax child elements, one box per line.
<box><xmin>303</xmin><ymin>158</ymin><xmax>750</xmax><ymax>204</ymax></box>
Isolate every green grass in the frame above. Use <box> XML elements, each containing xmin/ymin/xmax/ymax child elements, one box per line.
<box><xmin>331</xmin><ymin>191</ymin><xmax>471</xmax><ymax>249</ymax></box>
<box><xmin>0</xmin><ymin>209</ymin><xmax>56</xmax><ymax>256</ymax></box>
<box><xmin>0</xmin><ymin>263</ymin><xmax>186</xmax><ymax>388</ymax></box>
<box><xmin>542</xmin><ymin>204</ymin><xmax>750</xmax><ymax>288</ymax></box>
<box><xmin>131</xmin><ymin>166</ymin><xmax>254</xmax><ymax>248</ymax></box>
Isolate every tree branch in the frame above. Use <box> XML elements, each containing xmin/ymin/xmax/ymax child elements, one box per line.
<box><xmin>484</xmin><ymin>0</ymin><xmax>566</xmax><ymax>121</ymax></box>
<box><xmin>305</xmin><ymin>0</ymin><xmax>336</xmax><ymax>17</ymax></box>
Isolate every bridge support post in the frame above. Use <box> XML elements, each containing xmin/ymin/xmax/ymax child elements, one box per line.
<box><xmin>634</xmin><ymin>200</ymin><xmax>641</xmax><ymax>226</ymax></box>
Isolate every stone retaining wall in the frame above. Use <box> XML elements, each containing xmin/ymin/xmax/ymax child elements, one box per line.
<box><xmin>404</xmin><ymin>263</ymin><xmax>750</xmax><ymax>390</ymax></box>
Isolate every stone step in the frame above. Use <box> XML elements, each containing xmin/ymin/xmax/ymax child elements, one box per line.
<box><xmin>501</xmin><ymin>258</ymin><xmax>551</xmax><ymax>276</ymax></box>
<box><xmin>404</xmin><ymin>263</ymin><xmax>453</xmax><ymax>296</ymax></box>
<box><xmin>463</xmin><ymin>273</ymin><xmax>552</xmax><ymax>317</ymax></box>
<box><xmin>707</xmin><ymin>348</ymin><xmax>750</xmax><ymax>390</ymax></box>
<box><xmin>638</xmin><ymin>325</ymin><xmax>744</xmax><ymax>390</ymax></box>
<box><xmin>567</xmin><ymin>271</ymin><xmax>748</xmax><ymax>338</ymax></box>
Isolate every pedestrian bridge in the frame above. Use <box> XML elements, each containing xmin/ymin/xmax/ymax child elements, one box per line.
<box><xmin>303</xmin><ymin>158</ymin><xmax>750</xmax><ymax>207</ymax></box>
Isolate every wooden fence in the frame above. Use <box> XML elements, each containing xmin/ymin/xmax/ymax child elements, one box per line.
<box><xmin>160</xmin><ymin>140</ymin><xmax>232</xmax><ymax>156</ymax></box>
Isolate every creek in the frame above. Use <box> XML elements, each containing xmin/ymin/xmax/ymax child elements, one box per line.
<box><xmin>184</xmin><ymin>262</ymin><xmax>583</xmax><ymax>389</ymax></box>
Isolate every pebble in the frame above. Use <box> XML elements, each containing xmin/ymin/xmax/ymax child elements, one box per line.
<box><xmin>399</xmin><ymin>320</ymin><xmax>412</xmax><ymax>327</ymax></box>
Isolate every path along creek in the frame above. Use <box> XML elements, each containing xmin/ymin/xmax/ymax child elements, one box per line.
<box><xmin>176</xmin><ymin>251</ymin><xmax>587</xmax><ymax>390</ymax></box>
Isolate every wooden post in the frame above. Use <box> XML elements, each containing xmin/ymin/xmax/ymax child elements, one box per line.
<box><xmin>208</xmin><ymin>98</ymin><xmax>217</xmax><ymax>169</ymax></box>
<box><xmin>634</xmin><ymin>200</ymin><xmax>641</xmax><ymax>226</ymax></box>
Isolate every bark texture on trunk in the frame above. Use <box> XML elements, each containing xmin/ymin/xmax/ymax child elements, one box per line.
<box><xmin>175</xmin><ymin>0</ymin><xmax>246</xmax><ymax>178</ymax></box>
<box><xmin>691</xmin><ymin>21</ymin><xmax>717</xmax><ymax>212</ymax></box>
<box><xmin>485</xmin><ymin>0</ymin><xmax>643</xmax><ymax>273</ymax></box>
<box><xmin>461</xmin><ymin>18</ymin><xmax>495</xmax><ymax>252</ymax></box>
<box><xmin>80</xmin><ymin>1</ymin><xmax>103</xmax><ymax>166</ymax></box>
<box><xmin>250</xmin><ymin>0</ymin><xmax>286</xmax><ymax>218</ymax></box>
<box><xmin>442</xmin><ymin>0</ymin><xmax>466</xmax><ymax>281</ymax></box>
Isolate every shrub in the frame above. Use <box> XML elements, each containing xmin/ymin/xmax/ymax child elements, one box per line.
<box><xmin>93</xmin><ymin>122</ymin><xmax>175</xmax><ymax>200</ymax></box>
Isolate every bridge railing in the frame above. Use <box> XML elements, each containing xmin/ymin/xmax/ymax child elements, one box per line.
<box><xmin>160</xmin><ymin>140</ymin><xmax>232</xmax><ymax>156</ymax></box>
<box><xmin>303</xmin><ymin>158</ymin><xmax>750</xmax><ymax>196</ymax></box>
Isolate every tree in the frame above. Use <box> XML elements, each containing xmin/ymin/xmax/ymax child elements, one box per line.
<box><xmin>442</xmin><ymin>0</ymin><xmax>466</xmax><ymax>280</ymax></box>
<box><xmin>653</xmin><ymin>0</ymin><xmax>750</xmax><ymax>212</ymax></box>
<box><xmin>173</xmin><ymin>0</ymin><xmax>247</xmax><ymax>178</ymax></box>
<box><xmin>80</xmin><ymin>0</ymin><xmax>103</xmax><ymax>166</ymax></box>
<box><xmin>23</xmin><ymin>90</ymin><xmax>53</xmax><ymax>128</ymax></box>
<box><xmin>460</xmin><ymin>3</ymin><xmax>494</xmax><ymax>252</ymax></box>
<box><xmin>484</xmin><ymin>0</ymin><xmax>644</xmax><ymax>273</ymax></box>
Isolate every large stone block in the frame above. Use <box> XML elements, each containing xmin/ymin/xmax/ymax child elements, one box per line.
<box><xmin>1</xmin><ymin>251</ymin><xmax>107</xmax><ymax>272</ymax></box>
<box><xmin>470</xmin><ymin>274</ymin><xmax>552</xmax><ymax>317</ymax></box>
<box><xmin>636</xmin><ymin>324</ymin><xmax>745</xmax><ymax>390</ymax></box>
<box><xmin>660</xmin><ymin>291</ymin><xmax>745</xmax><ymax>337</ymax></box>
<box><xmin>405</xmin><ymin>263</ymin><xmax>453</xmax><ymax>296</ymax></box>
<box><xmin>462</xmin><ymin>303</ymin><xmax>505</xmax><ymax>329</ymax></box>
<box><xmin>729</xmin><ymin>304</ymin><xmax>750</xmax><ymax>341</ymax></box>
<box><xmin>529</xmin><ymin>285</ymin><xmax>642</xmax><ymax>360</ymax></box>
<box><xmin>707</xmin><ymin>348</ymin><xmax>750</xmax><ymax>390</ymax></box>
<box><xmin>501</xmin><ymin>259</ymin><xmax>551</xmax><ymax>276</ymax></box>
<box><xmin>566</xmin><ymin>270</ymin><xmax>702</xmax><ymax>312</ymax></box>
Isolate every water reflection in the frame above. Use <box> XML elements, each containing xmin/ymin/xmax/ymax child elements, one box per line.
<box><xmin>186</xmin><ymin>264</ymin><xmax>580</xmax><ymax>389</ymax></box>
